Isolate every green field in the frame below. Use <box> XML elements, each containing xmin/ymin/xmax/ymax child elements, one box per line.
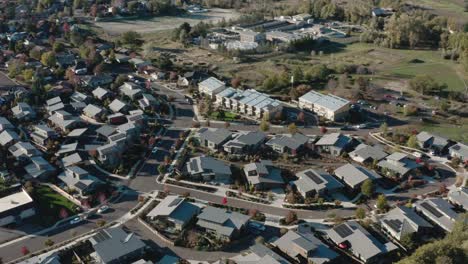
<box><xmin>209</xmin><ymin>111</ymin><xmax>239</xmax><ymax>122</ymax></box>
<box><xmin>33</xmin><ymin>185</ymin><xmax>79</xmax><ymax>226</ymax></box>
<box><xmin>421</xmin><ymin>123</ymin><xmax>468</xmax><ymax>143</ymax></box>
<box><xmin>413</xmin><ymin>0</ymin><xmax>468</xmax><ymax>22</ymax></box>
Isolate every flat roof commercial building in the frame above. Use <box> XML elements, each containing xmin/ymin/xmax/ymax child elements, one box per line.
<box><xmin>299</xmin><ymin>91</ymin><xmax>350</xmax><ymax>121</ymax></box>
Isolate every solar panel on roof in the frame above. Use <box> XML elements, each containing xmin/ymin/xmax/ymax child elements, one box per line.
<box><xmin>74</xmin><ymin>181</ymin><xmax>87</xmax><ymax>191</ymax></box>
<box><xmin>383</xmin><ymin>219</ymin><xmax>403</xmax><ymax>232</ymax></box>
<box><xmin>334</xmin><ymin>224</ymin><xmax>353</xmax><ymax>238</ymax></box>
<box><xmin>190</xmin><ymin>159</ymin><xmax>199</xmax><ymax>172</ymax></box>
<box><xmin>305</xmin><ymin>171</ymin><xmax>324</xmax><ymax>184</ymax></box>
<box><xmin>420</xmin><ymin>202</ymin><xmax>443</xmax><ymax>218</ymax></box>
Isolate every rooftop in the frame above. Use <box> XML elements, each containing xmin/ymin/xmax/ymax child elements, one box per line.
<box><xmin>299</xmin><ymin>91</ymin><xmax>350</xmax><ymax>112</ymax></box>
<box><xmin>334</xmin><ymin>163</ymin><xmax>381</xmax><ymax>188</ymax></box>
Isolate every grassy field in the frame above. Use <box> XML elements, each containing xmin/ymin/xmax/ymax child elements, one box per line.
<box><xmin>209</xmin><ymin>111</ymin><xmax>239</xmax><ymax>122</ymax></box>
<box><xmin>33</xmin><ymin>185</ymin><xmax>79</xmax><ymax>226</ymax></box>
<box><xmin>421</xmin><ymin>123</ymin><xmax>468</xmax><ymax>143</ymax></box>
<box><xmin>411</xmin><ymin>0</ymin><xmax>468</xmax><ymax>22</ymax></box>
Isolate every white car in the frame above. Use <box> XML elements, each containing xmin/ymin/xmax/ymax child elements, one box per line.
<box><xmin>98</xmin><ymin>205</ymin><xmax>110</xmax><ymax>214</ymax></box>
<box><xmin>69</xmin><ymin>217</ymin><xmax>82</xmax><ymax>225</ymax></box>
<box><xmin>152</xmin><ymin>147</ymin><xmax>158</xmax><ymax>154</ymax></box>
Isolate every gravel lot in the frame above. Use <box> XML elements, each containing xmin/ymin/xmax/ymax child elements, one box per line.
<box><xmin>95</xmin><ymin>8</ymin><xmax>240</xmax><ymax>35</ymax></box>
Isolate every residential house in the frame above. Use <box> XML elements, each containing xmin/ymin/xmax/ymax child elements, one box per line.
<box><xmin>380</xmin><ymin>205</ymin><xmax>433</xmax><ymax>241</ymax></box>
<box><xmin>120</xmin><ymin>82</ymin><xmax>142</xmax><ymax>100</ymax></box>
<box><xmin>67</xmin><ymin>128</ymin><xmax>88</xmax><ymax>139</ymax></box>
<box><xmin>377</xmin><ymin>152</ymin><xmax>421</xmax><ymax>178</ymax></box>
<box><xmin>24</xmin><ymin>156</ymin><xmax>55</xmax><ymax>180</ymax></box>
<box><xmin>448</xmin><ymin>188</ymin><xmax>468</xmax><ymax>210</ymax></box>
<box><xmin>223</xmin><ymin>131</ymin><xmax>266</xmax><ymax>155</ymax></box>
<box><xmin>349</xmin><ymin>143</ymin><xmax>388</xmax><ymax>164</ymax></box>
<box><xmin>146</xmin><ymin>195</ymin><xmax>201</xmax><ymax>230</ymax></box>
<box><xmin>266</xmin><ymin>133</ymin><xmax>309</xmax><ymax>156</ymax></box>
<box><xmin>298</xmin><ymin>91</ymin><xmax>350</xmax><ymax>121</ymax></box>
<box><xmin>196</xmin><ymin>206</ymin><xmax>250</xmax><ymax>240</ymax></box>
<box><xmin>31</xmin><ymin>125</ymin><xmax>57</xmax><ymax>146</ymax></box>
<box><xmin>273</xmin><ymin>228</ymin><xmax>339</xmax><ymax>264</ymax></box>
<box><xmin>61</xmin><ymin>153</ymin><xmax>84</xmax><ymax>167</ymax></box>
<box><xmin>81</xmin><ymin>74</ymin><xmax>114</xmax><ymax>88</ymax></box>
<box><xmin>198</xmin><ymin>77</ymin><xmax>226</xmax><ymax>97</ymax></box>
<box><xmin>46</xmin><ymin>96</ymin><xmax>62</xmax><ymax>107</ymax></box>
<box><xmin>294</xmin><ymin>169</ymin><xmax>343</xmax><ymax>198</ymax></box>
<box><xmin>109</xmin><ymin>99</ymin><xmax>129</xmax><ymax>113</ymax></box>
<box><xmin>416</xmin><ymin>132</ymin><xmax>452</xmax><ymax>155</ymax></box>
<box><xmin>334</xmin><ymin>163</ymin><xmax>381</xmax><ymax>190</ymax></box>
<box><xmin>55</xmin><ymin>54</ymin><xmax>75</xmax><ymax>68</ymax></box>
<box><xmin>230</xmin><ymin>244</ymin><xmax>290</xmax><ymax>264</ymax></box>
<box><xmin>243</xmin><ymin>160</ymin><xmax>284</xmax><ymax>190</ymax></box>
<box><xmin>46</xmin><ymin>101</ymin><xmax>65</xmax><ymax>114</ymax></box>
<box><xmin>83</xmin><ymin>104</ymin><xmax>105</xmax><ymax>120</ymax></box>
<box><xmin>0</xmin><ymin>129</ymin><xmax>19</xmax><ymax>147</ymax></box>
<box><xmin>97</xmin><ymin>143</ymin><xmax>121</xmax><ymax>168</ymax></box>
<box><xmin>414</xmin><ymin>198</ymin><xmax>459</xmax><ymax>232</ymax></box>
<box><xmin>48</xmin><ymin>110</ymin><xmax>80</xmax><ymax>131</ymax></box>
<box><xmin>70</xmin><ymin>101</ymin><xmax>87</xmax><ymax>112</ymax></box>
<box><xmin>449</xmin><ymin>143</ymin><xmax>468</xmax><ymax>162</ymax></box>
<box><xmin>315</xmin><ymin>133</ymin><xmax>353</xmax><ymax>157</ymax></box>
<box><xmin>12</xmin><ymin>102</ymin><xmax>36</xmax><ymax>120</ymax></box>
<box><xmin>58</xmin><ymin>166</ymin><xmax>103</xmax><ymax>197</ymax></box>
<box><xmin>326</xmin><ymin>221</ymin><xmax>397</xmax><ymax>263</ymax></box>
<box><xmin>9</xmin><ymin>142</ymin><xmax>41</xmax><ymax>160</ymax></box>
<box><xmin>107</xmin><ymin>113</ymin><xmax>127</xmax><ymax>125</ymax></box>
<box><xmin>92</xmin><ymin>87</ymin><xmax>112</xmax><ymax>101</ymax></box>
<box><xmin>56</xmin><ymin>142</ymin><xmax>78</xmax><ymax>156</ymax></box>
<box><xmin>197</xmin><ymin>128</ymin><xmax>233</xmax><ymax>151</ymax></box>
<box><xmin>71</xmin><ymin>91</ymin><xmax>89</xmax><ymax>103</ymax></box>
<box><xmin>116</xmin><ymin>122</ymin><xmax>140</xmax><ymax>144</ymax></box>
<box><xmin>186</xmin><ymin>156</ymin><xmax>232</xmax><ymax>182</ymax></box>
<box><xmin>138</xmin><ymin>93</ymin><xmax>158</xmax><ymax>110</ymax></box>
<box><xmin>96</xmin><ymin>125</ymin><xmax>116</xmax><ymax>139</ymax></box>
<box><xmin>89</xmin><ymin>227</ymin><xmax>147</xmax><ymax>264</ymax></box>
<box><xmin>0</xmin><ymin>117</ymin><xmax>14</xmax><ymax>132</ymax></box>
<box><xmin>0</xmin><ymin>184</ymin><xmax>36</xmax><ymax>226</ymax></box>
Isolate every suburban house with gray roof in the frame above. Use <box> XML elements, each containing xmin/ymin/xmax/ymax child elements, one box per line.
<box><xmin>56</xmin><ymin>142</ymin><xmax>78</xmax><ymax>156</ymax></box>
<box><xmin>315</xmin><ymin>133</ymin><xmax>353</xmax><ymax>157</ymax></box>
<box><xmin>266</xmin><ymin>133</ymin><xmax>309</xmax><ymax>156</ymax></box>
<box><xmin>416</xmin><ymin>131</ymin><xmax>452</xmax><ymax>155</ymax></box>
<box><xmin>59</xmin><ymin>166</ymin><xmax>103</xmax><ymax>197</ymax></box>
<box><xmin>81</xmin><ymin>74</ymin><xmax>113</xmax><ymax>89</ymax></box>
<box><xmin>448</xmin><ymin>187</ymin><xmax>468</xmax><ymax>210</ymax></box>
<box><xmin>198</xmin><ymin>128</ymin><xmax>233</xmax><ymax>151</ymax></box>
<box><xmin>83</xmin><ymin>104</ymin><xmax>105</xmax><ymax>120</ymax></box>
<box><xmin>186</xmin><ymin>156</ymin><xmax>232</xmax><ymax>182</ymax></box>
<box><xmin>71</xmin><ymin>91</ymin><xmax>89</xmax><ymax>103</ymax></box>
<box><xmin>377</xmin><ymin>152</ymin><xmax>421</xmax><ymax>178</ymax></box>
<box><xmin>120</xmin><ymin>82</ymin><xmax>142</xmax><ymax>100</ymax></box>
<box><xmin>89</xmin><ymin>227</ymin><xmax>147</xmax><ymax>264</ymax></box>
<box><xmin>230</xmin><ymin>243</ymin><xmax>290</xmax><ymax>264</ymax></box>
<box><xmin>24</xmin><ymin>156</ymin><xmax>55</xmax><ymax>180</ymax></box>
<box><xmin>298</xmin><ymin>91</ymin><xmax>350</xmax><ymax>121</ymax></box>
<box><xmin>138</xmin><ymin>93</ymin><xmax>159</xmax><ymax>110</ymax></box>
<box><xmin>414</xmin><ymin>198</ymin><xmax>459</xmax><ymax>232</ymax></box>
<box><xmin>0</xmin><ymin>117</ymin><xmax>14</xmax><ymax>132</ymax></box>
<box><xmin>223</xmin><ymin>131</ymin><xmax>266</xmax><ymax>155</ymax></box>
<box><xmin>12</xmin><ymin>102</ymin><xmax>36</xmax><ymax>120</ymax></box>
<box><xmin>96</xmin><ymin>125</ymin><xmax>116</xmax><ymax>139</ymax></box>
<box><xmin>61</xmin><ymin>153</ymin><xmax>84</xmax><ymax>167</ymax></box>
<box><xmin>326</xmin><ymin>221</ymin><xmax>397</xmax><ymax>263</ymax></box>
<box><xmin>92</xmin><ymin>87</ymin><xmax>112</xmax><ymax>100</ymax></box>
<box><xmin>31</xmin><ymin>125</ymin><xmax>57</xmax><ymax>146</ymax></box>
<box><xmin>294</xmin><ymin>168</ymin><xmax>343</xmax><ymax>198</ymax></box>
<box><xmin>273</xmin><ymin>227</ymin><xmax>339</xmax><ymax>264</ymax></box>
<box><xmin>0</xmin><ymin>129</ymin><xmax>19</xmax><ymax>147</ymax></box>
<box><xmin>380</xmin><ymin>205</ymin><xmax>433</xmax><ymax>241</ymax></box>
<box><xmin>449</xmin><ymin>143</ymin><xmax>468</xmax><ymax>162</ymax></box>
<box><xmin>349</xmin><ymin>143</ymin><xmax>388</xmax><ymax>164</ymax></box>
<box><xmin>146</xmin><ymin>195</ymin><xmax>201</xmax><ymax>230</ymax></box>
<box><xmin>109</xmin><ymin>99</ymin><xmax>129</xmax><ymax>113</ymax></box>
<box><xmin>97</xmin><ymin>142</ymin><xmax>121</xmax><ymax>168</ymax></box>
<box><xmin>198</xmin><ymin>77</ymin><xmax>226</xmax><ymax>97</ymax></box>
<box><xmin>334</xmin><ymin>163</ymin><xmax>381</xmax><ymax>190</ymax></box>
<box><xmin>196</xmin><ymin>206</ymin><xmax>250</xmax><ymax>240</ymax></box>
<box><xmin>9</xmin><ymin>141</ymin><xmax>41</xmax><ymax>160</ymax></box>
<box><xmin>243</xmin><ymin>160</ymin><xmax>284</xmax><ymax>190</ymax></box>
<box><xmin>48</xmin><ymin>110</ymin><xmax>80</xmax><ymax>131</ymax></box>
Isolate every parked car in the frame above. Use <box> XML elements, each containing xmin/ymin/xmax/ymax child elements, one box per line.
<box><xmin>98</xmin><ymin>205</ymin><xmax>110</xmax><ymax>214</ymax></box>
<box><xmin>70</xmin><ymin>217</ymin><xmax>82</xmax><ymax>225</ymax></box>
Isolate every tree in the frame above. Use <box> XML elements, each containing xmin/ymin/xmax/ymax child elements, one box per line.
<box><xmin>361</xmin><ymin>179</ymin><xmax>374</xmax><ymax>197</ymax></box>
<box><xmin>380</xmin><ymin>122</ymin><xmax>388</xmax><ymax>136</ymax></box>
<box><xmin>120</xmin><ymin>31</ymin><xmax>143</xmax><ymax>49</ymax></box>
<box><xmin>44</xmin><ymin>239</ymin><xmax>54</xmax><ymax>247</ymax></box>
<box><xmin>288</xmin><ymin>123</ymin><xmax>298</xmax><ymax>134</ymax></box>
<box><xmin>376</xmin><ymin>194</ymin><xmax>388</xmax><ymax>211</ymax></box>
<box><xmin>409</xmin><ymin>75</ymin><xmax>446</xmax><ymax>95</ymax></box>
<box><xmin>407</xmin><ymin>135</ymin><xmax>418</xmax><ymax>149</ymax></box>
<box><xmin>259</xmin><ymin>119</ymin><xmax>270</xmax><ymax>132</ymax></box>
<box><xmin>400</xmin><ymin>232</ymin><xmax>416</xmax><ymax>251</ymax></box>
<box><xmin>96</xmin><ymin>219</ymin><xmax>106</xmax><ymax>227</ymax></box>
<box><xmin>355</xmin><ymin>207</ymin><xmax>366</xmax><ymax>219</ymax></box>
<box><xmin>285</xmin><ymin>211</ymin><xmax>297</xmax><ymax>224</ymax></box>
<box><xmin>255</xmin><ymin>236</ymin><xmax>265</xmax><ymax>244</ymax></box>
<box><xmin>41</xmin><ymin>51</ymin><xmax>56</xmax><ymax>68</ymax></box>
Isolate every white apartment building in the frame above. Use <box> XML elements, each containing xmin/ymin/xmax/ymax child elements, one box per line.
<box><xmin>298</xmin><ymin>91</ymin><xmax>350</xmax><ymax>121</ymax></box>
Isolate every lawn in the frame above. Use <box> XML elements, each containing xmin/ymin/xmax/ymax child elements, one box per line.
<box><xmin>209</xmin><ymin>110</ymin><xmax>239</xmax><ymax>122</ymax></box>
<box><xmin>421</xmin><ymin>123</ymin><xmax>468</xmax><ymax>143</ymax></box>
<box><xmin>33</xmin><ymin>185</ymin><xmax>79</xmax><ymax>226</ymax></box>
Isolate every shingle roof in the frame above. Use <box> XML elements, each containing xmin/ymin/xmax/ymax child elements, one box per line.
<box><xmin>315</xmin><ymin>133</ymin><xmax>351</xmax><ymax>148</ymax></box>
<box><xmin>266</xmin><ymin>133</ymin><xmax>309</xmax><ymax>150</ymax></box>
<box><xmin>96</xmin><ymin>125</ymin><xmax>116</xmax><ymax>137</ymax></box>
<box><xmin>349</xmin><ymin>143</ymin><xmax>388</xmax><ymax>162</ymax></box>
<box><xmin>0</xmin><ymin>129</ymin><xmax>19</xmax><ymax>146</ymax></box>
<box><xmin>199</xmin><ymin>77</ymin><xmax>225</xmax><ymax>93</ymax></box>
<box><xmin>295</xmin><ymin>168</ymin><xmax>343</xmax><ymax>193</ymax></box>
<box><xmin>90</xmin><ymin>227</ymin><xmax>146</xmax><ymax>263</ymax></box>
<box><xmin>109</xmin><ymin>99</ymin><xmax>127</xmax><ymax>113</ymax></box>
<box><xmin>197</xmin><ymin>206</ymin><xmax>250</xmax><ymax>237</ymax></box>
<box><xmin>199</xmin><ymin>128</ymin><xmax>232</xmax><ymax>145</ymax></box>
<box><xmin>414</xmin><ymin>198</ymin><xmax>459</xmax><ymax>232</ymax></box>
<box><xmin>187</xmin><ymin>156</ymin><xmax>231</xmax><ymax>176</ymax></box>
<box><xmin>83</xmin><ymin>104</ymin><xmax>103</xmax><ymax>118</ymax></box>
<box><xmin>299</xmin><ymin>91</ymin><xmax>349</xmax><ymax>112</ymax></box>
<box><xmin>448</xmin><ymin>188</ymin><xmax>468</xmax><ymax>209</ymax></box>
<box><xmin>380</xmin><ymin>205</ymin><xmax>432</xmax><ymax>239</ymax></box>
<box><xmin>334</xmin><ymin>163</ymin><xmax>381</xmax><ymax>188</ymax></box>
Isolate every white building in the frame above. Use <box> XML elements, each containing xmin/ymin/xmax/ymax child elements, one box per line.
<box><xmin>0</xmin><ymin>185</ymin><xmax>36</xmax><ymax>226</ymax></box>
<box><xmin>298</xmin><ymin>91</ymin><xmax>350</xmax><ymax>121</ymax></box>
<box><xmin>198</xmin><ymin>77</ymin><xmax>226</xmax><ymax>97</ymax></box>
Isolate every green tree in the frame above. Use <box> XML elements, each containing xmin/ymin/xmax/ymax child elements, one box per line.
<box><xmin>288</xmin><ymin>123</ymin><xmax>298</xmax><ymax>134</ymax></box>
<box><xmin>355</xmin><ymin>207</ymin><xmax>366</xmax><ymax>219</ymax></box>
<box><xmin>376</xmin><ymin>194</ymin><xmax>388</xmax><ymax>211</ymax></box>
<box><xmin>120</xmin><ymin>31</ymin><xmax>143</xmax><ymax>49</ymax></box>
<box><xmin>40</xmin><ymin>51</ymin><xmax>56</xmax><ymax>67</ymax></box>
<box><xmin>259</xmin><ymin>118</ymin><xmax>270</xmax><ymax>132</ymax></box>
<box><xmin>361</xmin><ymin>179</ymin><xmax>374</xmax><ymax>197</ymax></box>
<box><xmin>400</xmin><ymin>232</ymin><xmax>416</xmax><ymax>251</ymax></box>
<box><xmin>407</xmin><ymin>135</ymin><xmax>418</xmax><ymax>149</ymax></box>
<box><xmin>44</xmin><ymin>239</ymin><xmax>54</xmax><ymax>247</ymax></box>
<box><xmin>380</xmin><ymin>122</ymin><xmax>388</xmax><ymax>136</ymax></box>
